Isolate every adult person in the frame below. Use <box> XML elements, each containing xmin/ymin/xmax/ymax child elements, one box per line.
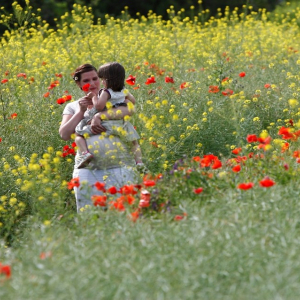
<box><xmin>59</xmin><ymin>63</ymin><xmax>137</xmax><ymax>212</ymax></box>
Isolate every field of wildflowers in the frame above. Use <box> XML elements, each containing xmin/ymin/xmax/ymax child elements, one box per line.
<box><xmin>1</xmin><ymin>1</ymin><xmax>300</xmax><ymax>298</ymax></box>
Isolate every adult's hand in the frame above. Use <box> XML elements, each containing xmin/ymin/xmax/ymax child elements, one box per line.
<box><xmin>90</xmin><ymin>113</ymin><xmax>107</xmax><ymax>134</ymax></box>
<box><xmin>78</xmin><ymin>95</ymin><xmax>93</xmax><ymax>112</ymax></box>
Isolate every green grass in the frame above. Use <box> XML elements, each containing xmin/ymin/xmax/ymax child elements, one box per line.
<box><xmin>1</xmin><ymin>182</ymin><xmax>300</xmax><ymax>299</ymax></box>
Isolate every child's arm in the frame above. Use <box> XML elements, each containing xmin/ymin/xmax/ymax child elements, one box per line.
<box><xmin>125</xmin><ymin>92</ymin><xmax>136</xmax><ymax>104</ymax></box>
<box><xmin>89</xmin><ymin>90</ymin><xmax>110</xmax><ymax>112</ymax></box>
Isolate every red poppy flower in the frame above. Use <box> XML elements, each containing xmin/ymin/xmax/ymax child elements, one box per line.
<box><xmin>239</xmin><ymin>72</ymin><xmax>246</xmax><ymax>77</ymax></box>
<box><xmin>64</xmin><ymin>95</ymin><xmax>72</xmax><ymax>101</ymax></box>
<box><xmin>94</xmin><ymin>181</ymin><xmax>106</xmax><ymax>192</ymax></box>
<box><xmin>145</xmin><ymin>76</ymin><xmax>156</xmax><ymax>85</ymax></box>
<box><xmin>257</xmin><ymin>136</ymin><xmax>272</xmax><ymax>150</ymax></box>
<box><xmin>208</xmin><ymin>85</ymin><xmax>220</xmax><ymax>93</ymax></box>
<box><xmin>281</xmin><ymin>142</ymin><xmax>289</xmax><ymax>153</ymax></box>
<box><xmin>110</xmin><ymin>200</ymin><xmax>125</xmax><ymax>211</ymax></box>
<box><xmin>264</xmin><ymin>83</ymin><xmax>271</xmax><ymax>88</ymax></box>
<box><xmin>180</xmin><ymin>82</ymin><xmax>190</xmax><ymax>89</ymax></box>
<box><xmin>232</xmin><ymin>147</ymin><xmax>242</xmax><ymax>155</ymax></box>
<box><xmin>107</xmin><ymin>186</ymin><xmax>117</xmax><ymax>194</ymax></box>
<box><xmin>222</xmin><ymin>89</ymin><xmax>234</xmax><ymax>96</ymax></box>
<box><xmin>212</xmin><ymin>159</ymin><xmax>222</xmax><ymax>169</ymax></box>
<box><xmin>56</xmin><ymin>98</ymin><xmax>65</xmax><ymax>105</ymax></box>
<box><xmin>125</xmin><ymin>75</ymin><xmax>136</xmax><ymax>85</ymax></box>
<box><xmin>150</xmin><ymin>141</ymin><xmax>158</xmax><ymax>147</ymax></box>
<box><xmin>139</xmin><ymin>199</ymin><xmax>150</xmax><ymax>208</ymax></box>
<box><xmin>259</xmin><ymin>177</ymin><xmax>275</xmax><ymax>187</ymax></box>
<box><xmin>1</xmin><ymin>79</ymin><xmax>8</xmax><ymax>84</ymax></box>
<box><xmin>259</xmin><ymin>176</ymin><xmax>275</xmax><ymax>187</ymax></box>
<box><xmin>0</xmin><ymin>264</ymin><xmax>11</xmax><ymax>279</ymax></box>
<box><xmin>237</xmin><ymin>182</ymin><xmax>254</xmax><ymax>190</ymax></box>
<box><xmin>82</xmin><ymin>83</ymin><xmax>90</xmax><ymax>92</ymax></box>
<box><xmin>138</xmin><ymin>189</ymin><xmax>151</xmax><ymax>207</ymax></box>
<box><xmin>61</xmin><ymin>144</ymin><xmax>76</xmax><ymax>157</ymax></box>
<box><xmin>0</xmin><ymin>138</ymin><xmax>2</xmax><ymax>142</ymax></box>
<box><xmin>194</xmin><ymin>187</ymin><xmax>203</xmax><ymax>194</ymax></box>
<box><xmin>48</xmin><ymin>81</ymin><xmax>60</xmax><ymax>90</ymax></box>
<box><xmin>246</xmin><ymin>134</ymin><xmax>258</xmax><ymax>143</ymax></box>
<box><xmin>67</xmin><ymin>177</ymin><xmax>80</xmax><ymax>189</ymax></box>
<box><xmin>91</xmin><ymin>195</ymin><xmax>107</xmax><ymax>207</ymax></box>
<box><xmin>140</xmin><ymin>189</ymin><xmax>150</xmax><ymax>200</ymax></box>
<box><xmin>293</xmin><ymin>150</ymin><xmax>300</xmax><ymax>158</ymax></box>
<box><xmin>165</xmin><ymin>76</ymin><xmax>174</xmax><ymax>83</ymax></box>
<box><xmin>143</xmin><ymin>180</ymin><xmax>156</xmax><ymax>187</ymax></box>
<box><xmin>200</xmin><ymin>154</ymin><xmax>216</xmax><ymax>167</ymax></box>
<box><xmin>174</xmin><ymin>215</ymin><xmax>184</xmax><ymax>221</ymax></box>
<box><xmin>40</xmin><ymin>251</ymin><xmax>52</xmax><ymax>260</ymax></box>
<box><xmin>278</xmin><ymin>126</ymin><xmax>296</xmax><ymax>140</ymax></box>
<box><xmin>235</xmin><ymin>156</ymin><xmax>247</xmax><ymax>163</ymax></box>
<box><xmin>9</xmin><ymin>113</ymin><xmax>17</xmax><ymax>119</ymax></box>
<box><xmin>232</xmin><ymin>165</ymin><xmax>241</xmax><ymax>172</ymax></box>
<box><xmin>192</xmin><ymin>156</ymin><xmax>201</xmax><ymax>162</ymax></box>
<box><xmin>120</xmin><ymin>184</ymin><xmax>138</xmax><ymax>195</ymax></box>
<box><xmin>17</xmin><ymin>73</ymin><xmax>27</xmax><ymax>79</ymax></box>
<box><xmin>55</xmin><ymin>73</ymin><xmax>63</xmax><ymax>78</ymax></box>
<box><xmin>130</xmin><ymin>210</ymin><xmax>140</xmax><ymax>222</ymax></box>
<box><xmin>122</xmin><ymin>195</ymin><xmax>135</xmax><ymax>205</ymax></box>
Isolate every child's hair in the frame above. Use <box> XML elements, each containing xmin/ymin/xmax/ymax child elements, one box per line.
<box><xmin>73</xmin><ymin>64</ymin><xmax>97</xmax><ymax>82</ymax></box>
<box><xmin>97</xmin><ymin>62</ymin><xmax>125</xmax><ymax>91</ymax></box>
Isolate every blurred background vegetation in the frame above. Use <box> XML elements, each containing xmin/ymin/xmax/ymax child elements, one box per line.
<box><xmin>0</xmin><ymin>0</ymin><xmax>296</xmax><ymax>35</ymax></box>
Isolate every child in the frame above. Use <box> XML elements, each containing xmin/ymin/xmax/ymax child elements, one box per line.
<box><xmin>75</xmin><ymin>62</ymin><xmax>146</xmax><ymax>172</ymax></box>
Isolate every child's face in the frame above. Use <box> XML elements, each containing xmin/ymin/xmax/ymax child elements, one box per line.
<box><xmin>77</xmin><ymin>71</ymin><xmax>100</xmax><ymax>94</ymax></box>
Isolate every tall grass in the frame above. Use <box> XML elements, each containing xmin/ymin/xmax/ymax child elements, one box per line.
<box><xmin>2</xmin><ymin>183</ymin><xmax>300</xmax><ymax>299</ymax></box>
<box><xmin>1</xmin><ymin>1</ymin><xmax>300</xmax><ymax>298</ymax></box>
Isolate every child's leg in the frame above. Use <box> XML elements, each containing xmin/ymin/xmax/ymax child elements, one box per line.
<box><xmin>74</xmin><ymin>134</ymin><xmax>94</xmax><ymax>169</ymax></box>
<box><xmin>75</xmin><ymin>135</ymin><xmax>89</xmax><ymax>154</ymax></box>
<box><xmin>131</xmin><ymin>140</ymin><xmax>143</xmax><ymax>164</ymax></box>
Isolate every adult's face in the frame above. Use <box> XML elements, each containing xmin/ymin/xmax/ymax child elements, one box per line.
<box><xmin>77</xmin><ymin>70</ymin><xmax>101</xmax><ymax>94</ymax></box>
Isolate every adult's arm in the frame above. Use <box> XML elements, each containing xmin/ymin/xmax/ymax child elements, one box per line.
<box><xmin>59</xmin><ymin>111</ymin><xmax>85</xmax><ymax>141</ymax></box>
<box><xmin>60</xmin><ymin>102</ymin><xmax>135</xmax><ymax>140</ymax></box>
<box><xmin>90</xmin><ymin>105</ymin><xmax>135</xmax><ymax>134</ymax></box>
<box><xmin>59</xmin><ymin>95</ymin><xmax>94</xmax><ymax>140</ymax></box>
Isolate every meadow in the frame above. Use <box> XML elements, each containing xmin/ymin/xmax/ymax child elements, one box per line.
<box><xmin>1</xmin><ymin>1</ymin><xmax>300</xmax><ymax>299</ymax></box>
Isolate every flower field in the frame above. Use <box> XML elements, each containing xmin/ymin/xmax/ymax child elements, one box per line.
<box><xmin>1</xmin><ymin>1</ymin><xmax>300</xmax><ymax>298</ymax></box>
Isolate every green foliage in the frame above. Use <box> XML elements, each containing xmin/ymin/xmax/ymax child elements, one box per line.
<box><xmin>0</xmin><ymin>0</ymin><xmax>287</xmax><ymax>36</ymax></box>
<box><xmin>268</xmin><ymin>0</ymin><xmax>300</xmax><ymax>26</ymax></box>
<box><xmin>2</xmin><ymin>184</ymin><xmax>300</xmax><ymax>299</ymax></box>
<box><xmin>0</xmin><ymin>2</ymin><xmax>300</xmax><ymax>297</ymax></box>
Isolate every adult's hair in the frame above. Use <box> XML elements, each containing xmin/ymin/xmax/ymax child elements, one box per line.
<box><xmin>98</xmin><ymin>62</ymin><xmax>125</xmax><ymax>91</ymax></box>
<box><xmin>73</xmin><ymin>64</ymin><xmax>97</xmax><ymax>82</ymax></box>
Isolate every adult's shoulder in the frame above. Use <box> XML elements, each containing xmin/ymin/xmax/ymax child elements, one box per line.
<box><xmin>62</xmin><ymin>99</ymin><xmax>80</xmax><ymax>115</ymax></box>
